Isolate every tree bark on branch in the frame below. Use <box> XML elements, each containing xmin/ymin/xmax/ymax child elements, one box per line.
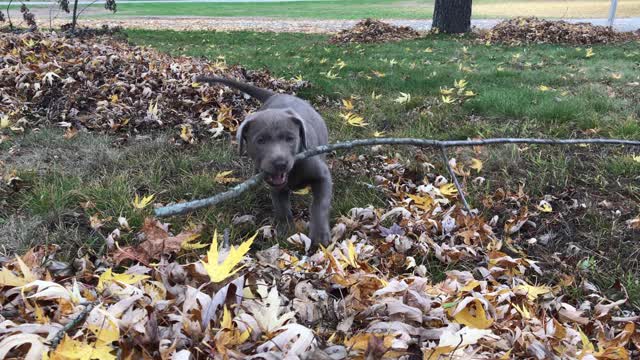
<box><xmin>154</xmin><ymin>137</ymin><xmax>640</xmax><ymax>218</ymax></box>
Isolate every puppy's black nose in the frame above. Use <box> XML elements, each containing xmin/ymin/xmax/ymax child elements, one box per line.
<box><xmin>272</xmin><ymin>159</ymin><xmax>288</xmax><ymax>172</ymax></box>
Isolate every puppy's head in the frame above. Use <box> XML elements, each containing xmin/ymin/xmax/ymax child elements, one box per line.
<box><xmin>236</xmin><ymin>109</ymin><xmax>309</xmax><ymax>188</ymax></box>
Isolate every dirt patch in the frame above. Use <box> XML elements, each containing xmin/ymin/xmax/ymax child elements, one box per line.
<box><xmin>484</xmin><ymin>16</ymin><xmax>640</xmax><ymax>45</ymax></box>
<box><xmin>329</xmin><ymin>18</ymin><xmax>421</xmax><ymax>44</ymax></box>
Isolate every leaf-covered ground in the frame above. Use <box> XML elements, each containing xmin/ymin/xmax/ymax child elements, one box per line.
<box><xmin>1</xmin><ymin>27</ymin><xmax>639</xmax><ymax>359</ymax></box>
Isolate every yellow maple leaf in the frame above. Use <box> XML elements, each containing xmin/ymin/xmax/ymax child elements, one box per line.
<box><xmin>49</xmin><ymin>335</ymin><xmax>116</xmax><ymax>360</ymax></box>
<box><xmin>407</xmin><ymin>193</ymin><xmax>433</xmax><ymax>211</ymax></box>
<box><xmin>611</xmin><ymin>73</ymin><xmax>622</xmax><ymax>80</ymax></box>
<box><xmin>632</xmin><ymin>155</ymin><xmax>640</xmax><ymax>163</ymax></box>
<box><xmin>340</xmin><ymin>112</ymin><xmax>368</xmax><ymax>127</ymax></box>
<box><xmin>371</xmin><ymin>70</ymin><xmax>386</xmax><ymax>78</ymax></box>
<box><xmin>180</xmin><ymin>233</ymin><xmax>208</xmax><ymax>250</ymax></box>
<box><xmin>470</xmin><ymin>158</ymin><xmax>483</xmax><ymax>172</ymax></box>
<box><xmin>394</xmin><ymin>92</ymin><xmax>411</xmax><ymax>104</ymax></box>
<box><xmin>215</xmin><ymin>170</ymin><xmax>240</xmax><ymax>184</ymax></box>
<box><xmin>585</xmin><ymin>48</ymin><xmax>595</xmax><ymax>58</ymax></box>
<box><xmin>536</xmin><ymin>200</ymin><xmax>553</xmax><ymax>213</ymax></box>
<box><xmin>97</xmin><ymin>268</ymin><xmax>149</xmax><ymax>292</ymax></box>
<box><xmin>451</xmin><ymin>299</ymin><xmax>494</xmax><ymax>329</ymax></box>
<box><xmin>341</xmin><ymin>99</ymin><xmax>354</xmax><ymax>111</ymax></box>
<box><xmin>454</xmin><ymin>79</ymin><xmax>468</xmax><ymax>89</ymax></box>
<box><xmin>324</xmin><ymin>70</ymin><xmax>340</xmax><ymax>79</ymax></box>
<box><xmin>440</xmin><ymin>87</ymin><xmax>454</xmax><ymax>95</ymax></box>
<box><xmin>373</xmin><ymin>131</ymin><xmax>386</xmax><ymax>138</ymax></box>
<box><xmin>338</xmin><ymin>240</ymin><xmax>359</xmax><ymax>268</ymax></box>
<box><xmin>441</xmin><ymin>95</ymin><xmax>455</xmax><ymax>104</ymax></box>
<box><xmin>202</xmin><ymin>230</ymin><xmax>255</xmax><ymax>283</ymax></box>
<box><xmin>293</xmin><ymin>186</ymin><xmax>311</xmax><ymax>195</ymax></box>
<box><xmin>515</xmin><ymin>282</ymin><xmax>552</xmax><ymax>301</ymax></box>
<box><xmin>424</xmin><ymin>47</ymin><xmax>433</xmax><ymax>53</ymax></box>
<box><xmin>439</xmin><ymin>183</ymin><xmax>458</xmax><ymax>196</ymax></box>
<box><xmin>3</xmin><ymin>255</ymin><xmax>37</xmax><ymax>287</ymax></box>
<box><xmin>464</xmin><ymin>90</ymin><xmax>477</xmax><ymax>97</ymax></box>
<box><xmin>180</xmin><ymin>125</ymin><xmax>193</xmax><ymax>143</ymax></box>
<box><xmin>538</xmin><ymin>85</ymin><xmax>551</xmax><ymax>92</ymax></box>
<box><xmin>1</xmin><ymin>115</ymin><xmax>11</xmax><ymax>129</ymax></box>
<box><xmin>132</xmin><ymin>193</ymin><xmax>155</xmax><ymax>209</ymax></box>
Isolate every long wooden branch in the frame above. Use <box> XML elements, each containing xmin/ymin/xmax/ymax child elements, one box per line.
<box><xmin>154</xmin><ymin>137</ymin><xmax>640</xmax><ymax>218</ymax></box>
<box><xmin>49</xmin><ymin>302</ymin><xmax>95</xmax><ymax>350</ymax></box>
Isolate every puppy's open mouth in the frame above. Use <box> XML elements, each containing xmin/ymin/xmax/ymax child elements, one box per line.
<box><xmin>266</xmin><ymin>172</ymin><xmax>288</xmax><ymax>187</ymax></box>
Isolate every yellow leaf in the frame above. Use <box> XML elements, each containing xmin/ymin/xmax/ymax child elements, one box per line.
<box><xmin>538</xmin><ymin>85</ymin><xmax>551</xmax><ymax>92</ymax></box>
<box><xmin>585</xmin><ymin>48</ymin><xmax>595</xmax><ymax>58</ymax></box>
<box><xmin>345</xmin><ymin>333</ymin><xmax>394</xmax><ymax>351</ymax></box>
<box><xmin>439</xmin><ymin>183</ymin><xmax>458</xmax><ymax>196</ymax></box>
<box><xmin>579</xmin><ymin>328</ymin><xmax>595</xmax><ymax>353</ymax></box>
<box><xmin>324</xmin><ymin>70</ymin><xmax>340</xmax><ymax>79</ymax></box>
<box><xmin>132</xmin><ymin>193</ymin><xmax>155</xmax><ymax>209</ymax></box>
<box><xmin>464</xmin><ymin>90</ymin><xmax>477</xmax><ymax>97</ymax></box>
<box><xmin>441</xmin><ymin>95</ymin><xmax>455</xmax><ymax>104</ymax></box>
<box><xmin>611</xmin><ymin>73</ymin><xmax>622</xmax><ymax>80</ymax></box>
<box><xmin>536</xmin><ymin>200</ymin><xmax>553</xmax><ymax>213</ymax></box>
<box><xmin>423</xmin><ymin>47</ymin><xmax>433</xmax><ymax>53</ymax></box>
<box><xmin>49</xmin><ymin>335</ymin><xmax>116</xmax><ymax>360</ymax></box>
<box><xmin>440</xmin><ymin>87</ymin><xmax>454</xmax><ymax>95</ymax></box>
<box><xmin>341</xmin><ymin>99</ymin><xmax>354</xmax><ymax>111</ymax></box>
<box><xmin>371</xmin><ymin>91</ymin><xmax>382</xmax><ymax>99</ymax></box>
<box><xmin>338</xmin><ymin>240</ymin><xmax>358</xmax><ymax>268</ymax></box>
<box><xmin>340</xmin><ymin>112</ymin><xmax>368</xmax><ymax>127</ymax></box>
<box><xmin>451</xmin><ymin>299</ymin><xmax>493</xmax><ymax>329</ymax></box>
<box><xmin>513</xmin><ymin>303</ymin><xmax>531</xmax><ymax>319</ymax></box>
<box><xmin>97</xmin><ymin>268</ymin><xmax>149</xmax><ymax>292</ymax></box>
<box><xmin>202</xmin><ymin>230</ymin><xmax>255</xmax><ymax>283</ymax></box>
<box><xmin>334</xmin><ymin>59</ymin><xmax>347</xmax><ymax>70</ymax></box>
<box><xmin>109</xmin><ymin>94</ymin><xmax>118</xmax><ymax>103</ymax></box>
<box><xmin>180</xmin><ymin>233</ymin><xmax>208</xmax><ymax>250</ymax></box>
<box><xmin>394</xmin><ymin>92</ymin><xmax>411</xmax><ymax>104</ymax></box>
<box><xmin>515</xmin><ymin>282</ymin><xmax>552</xmax><ymax>301</ymax></box>
<box><xmin>0</xmin><ymin>115</ymin><xmax>11</xmax><ymax>129</ymax></box>
<box><xmin>373</xmin><ymin>131</ymin><xmax>386</xmax><ymax>138</ymax></box>
<box><xmin>215</xmin><ymin>170</ymin><xmax>240</xmax><ymax>184</ymax></box>
<box><xmin>0</xmin><ymin>267</ymin><xmax>27</xmax><ymax>287</ymax></box>
<box><xmin>407</xmin><ymin>193</ymin><xmax>433</xmax><ymax>211</ymax></box>
<box><xmin>470</xmin><ymin>158</ymin><xmax>483</xmax><ymax>172</ymax></box>
<box><xmin>293</xmin><ymin>186</ymin><xmax>311</xmax><ymax>195</ymax></box>
<box><xmin>454</xmin><ymin>79</ymin><xmax>468</xmax><ymax>89</ymax></box>
<box><xmin>632</xmin><ymin>155</ymin><xmax>640</xmax><ymax>163</ymax></box>
<box><xmin>371</xmin><ymin>70</ymin><xmax>386</xmax><ymax>78</ymax></box>
<box><xmin>180</xmin><ymin>125</ymin><xmax>193</xmax><ymax>143</ymax></box>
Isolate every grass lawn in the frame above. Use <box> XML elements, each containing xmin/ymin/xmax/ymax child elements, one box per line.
<box><xmin>2</xmin><ymin>30</ymin><xmax>639</xmax><ymax>307</ymax></box>
<box><xmin>107</xmin><ymin>0</ymin><xmax>640</xmax><ymax>19</ymax></box>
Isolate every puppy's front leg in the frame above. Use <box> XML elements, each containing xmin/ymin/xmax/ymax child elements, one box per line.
<box><xmin>309</xmin><ymin>167</ymin><xmax>332</xmax><ymax>250</ymax></box>
<box><xmin>271</xmin><ymin>188</ymin><xmax>294</xmax><ymax>236</ymax></box>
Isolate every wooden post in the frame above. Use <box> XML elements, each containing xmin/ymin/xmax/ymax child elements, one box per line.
<box><xmin>607</xmin><ymin>0</ymin><xmax>618</xmax><ymax>27</ymax></box>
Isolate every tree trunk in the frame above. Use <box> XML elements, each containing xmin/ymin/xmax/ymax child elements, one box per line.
<box><xmin>432</xmin><ymin>0</ymin><xmax>472</xmax><ymax>34</ymax></box>
<box><xmin>71</xmin><ymin>0</ymin><xmax>79</xmax><ymax>32</ymax></box>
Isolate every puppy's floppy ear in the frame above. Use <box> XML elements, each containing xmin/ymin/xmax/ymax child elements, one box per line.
<box><xmin>236</xmin><ymin>114</ymin><xmax>258</xmax><ymax>155</ymax></box>
<box><xmin>285</xmin><ymin>109</ymin><xmax>310</xmax><ymax>151</ymax></box>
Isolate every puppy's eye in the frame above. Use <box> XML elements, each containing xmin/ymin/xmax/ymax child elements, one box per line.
<box><xmin>256</xmin><ymin>137</ymin><xmax>266</xmax><ymax>145</ymax></box>
<box><xmin>285</xmin><ymin>136</ymin><xmax>295</xmax><ymax>143</ymax></box>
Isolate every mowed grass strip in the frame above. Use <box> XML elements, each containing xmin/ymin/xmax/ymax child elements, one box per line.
<box><xmin>107</xmin><ymin>0</ymin><xmax>640</xmax><ymax>19</ymax></box>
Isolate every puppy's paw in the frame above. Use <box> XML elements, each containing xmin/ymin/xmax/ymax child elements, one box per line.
<box><xmin>275</xmin><ymin>218</ymin><xmax>295</xmax><ymax>238</ymax></box>
<box><xmin>310</xmin><ymin>228</ymin><xmax>330</xmax><ymax>249</ymax></box>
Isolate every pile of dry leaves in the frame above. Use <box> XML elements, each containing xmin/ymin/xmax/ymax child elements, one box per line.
<box><xmin>484</xmin><ymin>17</ymin><xmax>640</xmax><ymax>45</ymax></box>
<box><xmin>1</xmin><ymin>152</ymin><xmax>638</xmax><ymax>359</ymax></box>
<box><xmin>0</xmin><ymin>32</ymin><xmax>305</xmax><ymax>143</ymax></box>
<box><xmin>329</xmin><ymin>19</ymin><xmax>420</xmax><ymax>44</ymax></box>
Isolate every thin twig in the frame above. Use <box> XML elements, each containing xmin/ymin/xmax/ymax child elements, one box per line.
<box><xmin>440</xmin><ymin>145</ymin><xmax>473</xmax><ymax>215</ymax></box>
<box><xmin>49</xmin><ymin>302</ymin><xmax>96</xmax><ymax>350</ymax></box>
<box><xmin>154</xmin><ymin>137</ymin><xmax>640</xmax><ymax>218</ymax></box>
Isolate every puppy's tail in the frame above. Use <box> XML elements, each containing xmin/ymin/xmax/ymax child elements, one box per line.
<box><xmin>195</xmin><ymin>75</ymin><xmax>275</xmax><ymax>103</ymax></box>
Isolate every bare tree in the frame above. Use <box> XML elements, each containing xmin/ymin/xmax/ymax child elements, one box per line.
<box><xmin>432</xmin><ymin>0</ymin><xmax>473</xmax><ymax>34</ymax></box>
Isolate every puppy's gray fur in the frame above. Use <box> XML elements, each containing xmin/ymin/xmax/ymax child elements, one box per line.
<box><xmin>196</xmin><ymin>76</ymin><xmax>332</xmax><ymax>250</ymax></box>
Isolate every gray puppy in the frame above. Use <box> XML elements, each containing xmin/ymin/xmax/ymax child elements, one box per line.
<box><xmin>196</xmin><ymin>76</ymin><xmax>332</xmax><ymax>250</ymax></box>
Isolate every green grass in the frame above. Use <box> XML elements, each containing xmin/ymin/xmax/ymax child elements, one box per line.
<box><xmin>2</xmin><ymin>29</ymin><xmax>639</xmax><ymax>307</ymax></box>
<box><xmin>95</xmin><ymin>0</ymin><xmax>640</xmax><ymax>19</ymax></box>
